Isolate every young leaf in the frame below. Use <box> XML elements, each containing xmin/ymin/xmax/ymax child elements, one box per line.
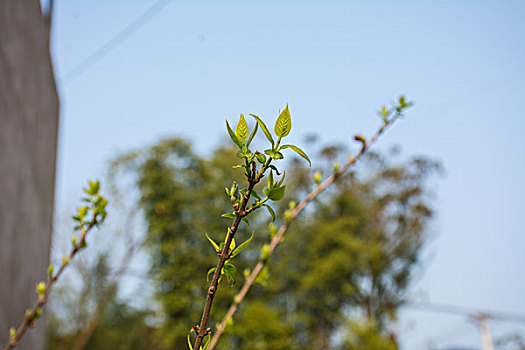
<box><xmin>251</xmin><ymin>190</ymin><xmax>261</xmax><ymax>200</ymax></box>
<box><xmin>205</xmin><ymin>233</ymin><xmax>220</xmax><ymax>251</ymax></box>
<box><xmin>226</xmin><ymin>120</ymin><xmax>243</xmax><ymax>149</ymax></box>
<box><xmin>207</xmin><ymin>267</ymin><xmax>217</xmax><ymax>281</ymax></box>
<box><xmin>268</xmin><ymin>165</ymin><xmax>281</xmax><ymax>175</ymax></box>
<box><xmin>223</xmin><ymin>263</ymin><xmax>238</xmax><ymax>286</ymax></box>
<box><xmin>235</xmin><ymin>114</ymin><xmax>249</xmax><ymax>142</ymax></box>
<box><xmin>274</xmin><ymin>104</ymin><xmax>292</xmax><ymax>137</ymax></box>
<box><xmin>255</xmin><ymin>152</ymin><xmax>266</xmax><ymax>163</ymax></box>
<box><xmin>221</xmin><ymin>213</ymin><xmax>236</xmax><ymax>219</ymax></box>
<box><xmin>188</xmin><ymin>334</ymin><xmax>193</xmax><ymax>350</ymax></box>
<box><xmin>276</xmin><ymin>171</ymin><xmax>286</xmax><ymax>187</ymax></box>
<box><xmin>250</xmin><ymin>114</ymin><xmax>274</xmax><ymax>146</ymax></box>
<box><xmin>263</xmin><ymin>204</ymin><xmax>276</xmax><ymax>222</ymax></box>
<box><xmin>264</xmin><ymin>185</ymin><xmax>286</xmax><ymax>201</ymax></box>
<box><xmin>229</xmin><ymin>238</ymin><xmax>236</xmax><ymax>252</ymax></box>
<box><xmin>280</xmin><ymin>144</ymin><xmax>311</xmax><ymax>166</ymax></box>
<box><xmin>246</xmin><ymin>121</ymin><xmax>258</xmax><ymax>148</ymax></box>
<box><xmin>231</xmin><ymin>231</ymin><xmax>254</xmax><ymax>257</ymax></box>
<box><xmin>224</xmin><ymin>271</ymin><xmax>237</xmax><ymax>286</ymax></box>
<box><xmin>271</xmin><ymin>151</ymin><xmax>284</xmax><ymax>160</ymax></box>
<box><xmin>202</xmin><ymin>335</ymin><xmax>211</xmax><ymax>350</ymax></box>
<box><xmin>241</xmin><ymin>216</ymin><xmax>250</xmax><ymax>226</ymax></box>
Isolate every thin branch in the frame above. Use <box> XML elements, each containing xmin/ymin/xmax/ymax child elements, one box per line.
<box><xmin>207</xmin><ymin>114</ymin><xmax>402</xmax><ymax>350</ymax></box>
<box><xmin>4</xmin><ymin>217</ymin><xmax>98</xmax><ymax>350</ymax></box>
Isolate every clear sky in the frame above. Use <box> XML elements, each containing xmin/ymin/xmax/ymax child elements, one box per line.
<box><xmin>51</xmin><ymin>1</ymin><xmax>525</xmax><ymax>348</ymax></box>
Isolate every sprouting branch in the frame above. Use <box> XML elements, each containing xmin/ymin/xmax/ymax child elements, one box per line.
<box><xmin>207</xmin><ymin>98</ymin><xmax>411</xmax><ymax>350</ymax></box>
<box><xmin>4</xmin><ymin>181</ymin><xmax>108</xmax><ymax>350</ymax></box>
<box><xmin>192</xmin><ymin>106</ymin><xmax>309</xmax><ymax>350</ymax></box>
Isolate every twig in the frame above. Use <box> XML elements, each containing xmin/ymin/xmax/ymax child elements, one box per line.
<box><xmin>192</xmin><ymin>161</ymin><xmax>270</xmax><ymax>349</ymax></box>
<box><xmin>4</xmin><ymin>219</ymin><xmax>97</xmax><ymax>350</ymax></box>
<box><xmin>207</xmin><ymin>114</ymin><xmax>402</xmax><ymax>350</ymax></box>
<box><xmin>4</xmin><ymin>181</ymin><xmax>107</xmax><ymax>350</ymax></box>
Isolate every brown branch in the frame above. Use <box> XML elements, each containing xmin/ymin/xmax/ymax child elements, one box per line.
<box><xmin>207</xmin><ymin>115</ymin><xmax>401</xmax><ymax>350</ymax></box>
<box><xmin>4</xmin><ymin>216</ymin><xmax>98</xmax><ymax>350</ymax></box>
<box><xmin>193</xmin><ymin>171</ymin><xmax>261</xmax><ymax>349</ymax></box>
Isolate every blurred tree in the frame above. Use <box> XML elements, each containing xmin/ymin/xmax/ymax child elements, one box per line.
<box><xmin>47</xmin><ymin>255</ymin><xmax>161</xmax><ymax>350</ymax></box>
<box><xmin>48</xmin><ymin>135</ymin><xmax>439</xmax><ymax>349</ymax></box>
<box><xmin>101</xmin><ymin>137</ymin><xmax>440</xmax><ymax>350</ymax></box>
<box><xmin>266</xmin><ymin>148</ymin><xmax>440</xmax><ymax>348</ymax></box>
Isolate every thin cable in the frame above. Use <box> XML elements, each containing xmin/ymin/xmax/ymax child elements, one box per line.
<box><xmin>405</xmin><ymin>301</ymin><xmax>525</xmax><ymax>324</ymax></box>
<box><xmin>60</xmin><ymin>0</ymin><xmax>174</xmax><ymax>85</ymax></box>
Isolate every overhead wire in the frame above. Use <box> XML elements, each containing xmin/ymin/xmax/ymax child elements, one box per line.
<box><xmin>60</xmin><ymin>0</ymin><xmax>174</xmax><ymax>85</ymax></box>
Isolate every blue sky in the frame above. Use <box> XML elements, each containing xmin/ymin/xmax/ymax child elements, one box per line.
<box><xmin>51</xmin><ymin>1</ymin><xmax>525</xmax><ymax>348</ymax></box>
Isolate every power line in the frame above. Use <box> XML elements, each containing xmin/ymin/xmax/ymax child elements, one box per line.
<box><xmin>405</xmin><ymin>301</ymin><xmax>525</xmax><ymax>324</ymax></box>
<box><xmin>60</xmin><ymin>0</ymin><xmax>174</xmax><ymax>85</ymax></box>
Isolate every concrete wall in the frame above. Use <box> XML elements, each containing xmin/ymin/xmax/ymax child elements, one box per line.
<box><xmin>0</xmin><ymin>1</ymin><xmax>59</xmax><ymax>349</ymax></box>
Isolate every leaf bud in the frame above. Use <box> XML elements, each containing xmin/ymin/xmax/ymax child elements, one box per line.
<box><xmin>261</xmin><ymin>244</ymin><xmax>271</xmax><ymax>260</ymax></box>
<box><xmin>61</xmin><ymin>254</ymin><xmax>70</xmax><ymax>266</ymax></box>
<box><xmin>47</xmin><ymin>264</ymin><xmax>54</xmax><ymax>277</ymax></box>
<box><xmin>288</xmin><ymin>201</ymin><xmax>296</xmax><ymax>210</ymax></box>
<box><xmin>36</xmin><ymin>282</ymin><xmax>46</xmax><ymax>296</ymax></box>
<box><xmin>34</xmin><ymin>308</ymin><xmax>42</xmax><ymax>319</ymax></box>
<box><xmin>25</xmin><ymin>309</ymin><xmax>32</xmax><ymax>320</ymax></box>
<box><xmin>71</xmin><ymin>234</ymin><xmax>77</xmax><ymax>246</ymax></box>
<box><xmin>333</xmin><ymin>162</ymin><xmax>340</xmax><ymax>172</ymax></box>
<box><xmin>225</xmin><ymin>317</ymin><xmax>234</xmax><ymax>330</ymax></box>
<box><xmin>269</xmin><ymin>223</ymin><xmax>277</xmax><ymax>237</ymax></box>
<box><xmin>313</xmin><ymin>171</ymin><xmax>322</xmax><ymax>185</ymax></box>
<box><xmin>284</xmin><ymin>210</ymin><xmax>292</xmax><ymax>221</ymax></box>
<box><xmin>9</xmin><ymin>327</ymin><xmax>16</xmax><ymax>339</ymax></box>
<box><xmin>353</xmin><ymin>135</ymin><xmax>366</xmax><ymax>143</ymax></box>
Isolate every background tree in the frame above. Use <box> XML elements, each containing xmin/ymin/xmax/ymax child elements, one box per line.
<box><xmin>73</xmin><ymin>134</ymin><xmax>439</xmax><ymax>350</ymax></box>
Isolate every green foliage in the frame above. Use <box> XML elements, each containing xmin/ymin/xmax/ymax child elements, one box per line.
<box><xmin>100</xmin><ymin>99</ymin><xmax>437</xmax><ymax>349</ymax></box>
<box><xmin>274</xmin><ymin>104</ymin><xmax>292</xmax><ymax>137</ymax></box>
<box><xmin>341</xmin><ymin>319</ymin><xmax>398</xmax><ymax>350</ymax></box>
<box><xmin>235</xmin><ymin>114</ymin><xmax>249</xmax><ymax>143</ymax></box>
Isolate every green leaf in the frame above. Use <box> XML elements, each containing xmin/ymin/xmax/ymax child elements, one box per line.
<box><xmin>277</xmin><ymin>171</ymin><xmax>286</xmax><ymax>187</ymax></box>
<box><xmin>207</xmin><ymin>267</ymin><xmax>217</xmax><ymax>281</ymax></box>
<box><xmin>224</xmin><ymin>261</ymin><xmax>237</xmax><ymax>275</ymax></box>
<box><xmin>268</xmin><ymin>170</ymin><xmax>274</xmax><ymax>188</ymax></box>
<box><xmin>229</xmin><ymin>237</ymin><xmax>236</xmax><ymax>251</ymax></box>
<box><xmin>271</xmin><ymin>151</ymin><xmax>284</xmax><ymax>160</ymax></box>
<box><xmin>226</xmin><ymin>120</ymin><xmax>243</xmax><ymax>149</ymax></box>
<box><xmin>221</xmin><ymin>213</ymin><xmax>236</xmax><ymax>219</ymax></box>
<box><xmin>250</xmin><ymin>114</ymin><xmax>274</xmax><ymax>146</ymax></box>
<box><xmin>223</xmin><ymin>263</ymin><xmax>238</xmax><ymax>286</ymax></box>
<box><xmin>251</xmin><ymin>190</ymin><xmax>261</xmax><ymax>200</ymax></box>
<box><xmin>274</xmin><ymin>104</ymin><xmax>292</xmax><ymax>137</ymax></box>
<box><xmin>235</xmin><ymin>114</ymin><xmax>249</xmax><ymax>142</ymax></box>
<box><xmin>187</xmin><ymin>334</ymin><xmax>193</xmax><ymax>350</ymax></box>
<box><xmin>255</xmin><ymin>152</ymin><xmax>266</xmax><ymax>163</ymax></box>
<box><xmin>246</xmin><ymin>120</ymin><xmax>258</xmax><ymax>148</ymax></box>
<box><xmin>231</xmin><ymin>231</ymin><xmax>254</xmax><ymax>257</ymax></box>
<box><xmin>264</xmin><ymin>185</ymin><xmax>286</xmax><ymax>201</ymax></box>
<box><xmin>263</xmin><ymin>204</ymin><xmax>276</xmax><ymax>222</ymax></box>
<box><xmin>224</xmin><ymin>271</ymin><xmax>237</xmax><ymax>286</ymax></box>
<box><xmin>205</xmin><ymin>233</ymin><xmax>220</xmax><ymax>251</ymax></box>
<box><xmin>241</xmin><ymin>216</ymin><xmax>250</xmax><ymax>226</ymax></box>
<box><xmin>268</xmin><ymin>165</ymin><xmax>281</xmax><ymax>175</ymax></box>
<box><xmin>202</xmin><ymin>335</ymin><xmax>211</xmax><ymax>350</ymax></box>
<box><xmin>280</xmin><ymin>144</ymin><xmax>311</xmax><ymax>166</ymax></box>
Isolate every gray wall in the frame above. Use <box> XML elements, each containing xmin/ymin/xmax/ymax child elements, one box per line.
<box><xmin>0</xmin><ymin>1</ymin><xmax>59</xmax><ymax>349</ymax></box>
